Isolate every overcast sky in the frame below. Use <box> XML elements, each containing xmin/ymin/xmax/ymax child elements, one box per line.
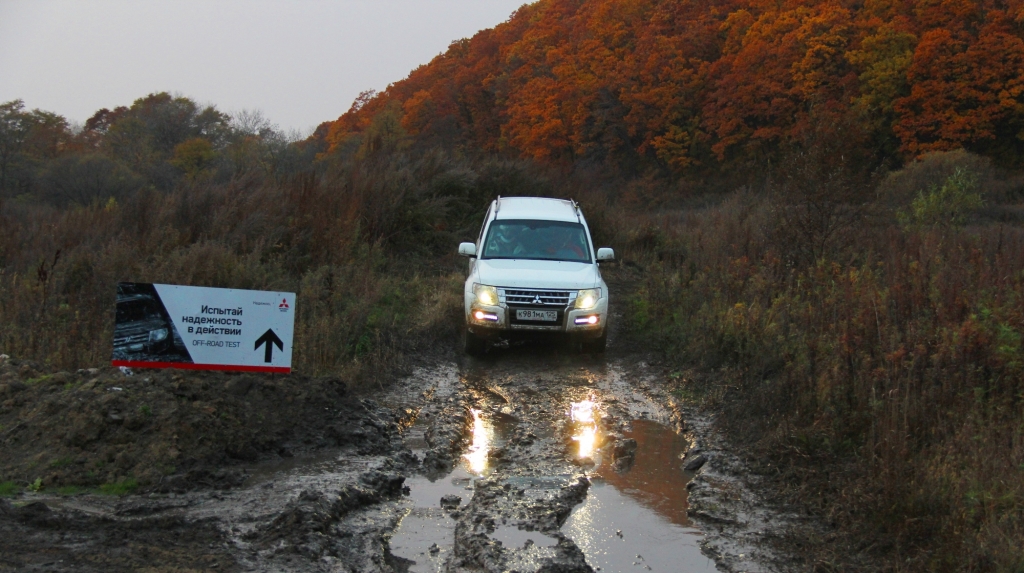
<box><xmin>0</xmin><ymin>0</ymin><xmax>527</xmax><ymax>135</ymax></box>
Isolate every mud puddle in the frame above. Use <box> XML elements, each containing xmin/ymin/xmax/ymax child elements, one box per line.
<box><xmin>386</xmin><ymin>475</ymin><xmax>464</xmax><ymax>572</ymax></box>
<box><xmin>564</xmin><ymin>419</ymin><xmax>712</xmax><ymax>572</ymax></box>
<box><xmin>383</xmin><ymin>352</ymin><xmax>721</xmax><ymax>573</ymax></box>
<box><xmin>0</xmin><ymin>351</ymin><xmax>787</xmax><ymax>572</ymax></box>
<box><xmin>388</xmin><ymin>398</ymin><xmax>517</xmax><ymax>571</ymax></box>
<box><xmin>241</xmin><ymin>448</ymin><xmax>363</xmax><ymax>485</ymax></box>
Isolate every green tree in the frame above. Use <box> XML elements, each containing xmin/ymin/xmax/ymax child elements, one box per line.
<box><xmin>0</xmin><ymin>100</ymin><xmax>31</xmax><ymax>193</ymax></box>
<box><xmin>0</xmin><ymin>100</ymin><xmax>72</xmax><ymax>195</ymax></box>
<box><xmin>224</xmin><ymin>109</ymin><xmax>294</xmax><ymax>177</ymax></box>
<box><xmin>171</xmin><ymin>137</ymin><xmax>217</xmax><ymax>180</ymax></box>
<box><xmin>847</xmin><ymin>23</ymin><xmax>917</xmax><ymax>157</ymax></box>
<box><xmin>126</xmin><ymin>93</ymin><xmax>229</xmax><ymax>154</ymax></box>
<box><xmin>898</xmin><ymin>167</ymin><xmax>984</xmax><ymax>228</ymax></box>
<box><xmin>38</xmin><ymin>153</ymin><xmax>143</xmax><ymax>206</ymax></box>
<box><xmin>358</xmin><ymin>102</ymin><xmax>409</xmax><ymax>159</ymax></box>
<box><xmin>103</xmin><ymin>116</ymin><xmax>156</xmax><ymax>170</ymax></box>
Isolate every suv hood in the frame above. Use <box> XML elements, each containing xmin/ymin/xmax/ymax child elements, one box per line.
<box><xmin>476</xmin><ymin>259</ymin><xmax>599</xmax><ymax>290</ymax></box>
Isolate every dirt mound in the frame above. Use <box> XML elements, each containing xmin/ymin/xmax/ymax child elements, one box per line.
<box><xmin>0</xmin><ymin>496</ymin><xmax>240</xmax><ymax>572</ymax></box>
<box><xmin>0</xmin><ymin>357</ymin><xmax>400</xmax><ymax>493</ymax></box>
<box><xmin>247</xmin><ymin>468</ymin><xmax>408</xmax><ymax>561</ymax></box>
<box><xmin>422</xmin><ymin>396</ymin><xmax>473</xmax><ymax>476</ymax></box>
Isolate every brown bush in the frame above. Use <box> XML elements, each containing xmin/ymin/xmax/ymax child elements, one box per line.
<box><xmin>0</xmin><ymin>150</ymin><xmax>524</xmax><ymax>382</ymax></box>
<box><xmin>623</xmin><ymin>162</ymin><xmax>1024</xmax><ymax>571</ymax></box>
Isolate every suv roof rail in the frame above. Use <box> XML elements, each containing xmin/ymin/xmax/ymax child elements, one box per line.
<box><xmin>570</xmin><ymin>199</ymin><xmax>582</xmax><ymax>223</ymax></box>
<box><xmin>495</xmin><ymin>195</ymin><xmax>501</xmax><ymax>215</ymax></box>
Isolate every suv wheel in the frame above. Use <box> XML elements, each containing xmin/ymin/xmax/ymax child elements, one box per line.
<box><xmin>581</xmin><ymin>329</ymin><xmax>608</xmax><ymax>354</ymax></box>
<box><xmin>464</xmin><ymin>328</ymin><xmax>486</xmax><ymax>356</ymax></box>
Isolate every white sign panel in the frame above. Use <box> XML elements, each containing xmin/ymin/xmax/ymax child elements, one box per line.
<box><xmin>111</xmin><ymin>282</ymin><xmax>295</xmax><ymax>373</ymax></box>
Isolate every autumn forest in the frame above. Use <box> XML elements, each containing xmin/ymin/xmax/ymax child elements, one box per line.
<box><xmin>320</xmin><ymin>0</ymin><xmax>1024</xmax><ymax>175</ymax></box>
<box><xmin>2</xmin><ymin>0</ymin><xmax>1024</xmax><ymax>571</ymax></box>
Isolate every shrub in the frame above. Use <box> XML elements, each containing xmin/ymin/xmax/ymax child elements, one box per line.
<box><xmin>36</xmin><ymin>153</ymin><xmax>144</xmax><ymax>207</ymax></box>
<box><xmin>0</xmin><ymin>481</ymin><xmax>19</xmax><ymax>496</ymax></box>
<box><xmin>898</xmin><ymin>167</ymin><xmax>984</xmax><ymax>229</ymax></box>
<box><xmin>98</xmin><ymin>477</ymin><xmax>138</xmax><ymax>496</ymax></box>
<box><xmin>623</xmin><ymin>168</ymin><xmax>1024</xmax><ymax>570</ymax></box>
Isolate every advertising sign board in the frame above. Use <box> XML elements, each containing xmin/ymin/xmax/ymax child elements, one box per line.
<box><xmin>111</xmin><ymin>282</ymin><xmax>295</xmax><ymax>373</ymax></box>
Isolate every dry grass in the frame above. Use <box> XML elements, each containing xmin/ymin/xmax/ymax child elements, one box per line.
<box><xmin>620</xmin><ymin>153</ymin><xmax>1024</xmax><ymax>571</ymax></box>
<box><xmin>0</xmin><ymin>156</ymin><xmax>482</xmax><ymax>386</ymax></box>
<box><xmin>5</xmin><ymin>135</ymin><xmax>1022</xmax><ymax>570</ymax></box>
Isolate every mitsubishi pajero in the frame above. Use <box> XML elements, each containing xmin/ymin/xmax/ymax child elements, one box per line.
<box><xmin>458</xmin><ymin>197</ymin><xmax>614</xmax><ymax>354</ymax></box>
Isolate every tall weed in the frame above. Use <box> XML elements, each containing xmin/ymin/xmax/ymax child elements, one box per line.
<box><xmin>625</xmin><ymin>158</ymin><xmax>1024</xmax><ymax>570</ymax></box>
<box><xmin>0</xmin><ymin>150</ymin><xmax>528</xmax><ymax>383</ymax></box>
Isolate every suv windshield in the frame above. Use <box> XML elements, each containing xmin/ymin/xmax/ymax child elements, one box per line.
<box><xmin>116</xmin><ymin>295</ymin><xmax>162</xmax><ymax>322</ymax></box>
<box><xmin>481</xmin><ymin>219</ymin><xmax>591</xmax><ymax>263</ymax></box>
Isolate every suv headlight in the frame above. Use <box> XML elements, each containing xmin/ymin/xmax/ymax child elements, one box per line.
<box><xmin>575</xmin><ymin>288</ymin><xmax>601</xmax><ymax>310</ymax></box>
<box><xmin>149</xmin><ymin>327</ymin><xmax>169</xmax><ymax>343</ymax></box>
<box><xmin>473</xmin><ymin>284</ymin><xmax>499</xmax><ymax>306</ymax></box>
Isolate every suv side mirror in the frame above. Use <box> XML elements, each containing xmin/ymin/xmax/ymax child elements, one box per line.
<box><xmin>458</xmin><ymin>242</ymin><xmax>477</xmax><ymax>257</ymax></box>
<box><xmin>597</xmin><ymin>248</ymin><xmax>615</xmax><ymax>262</ymax></box>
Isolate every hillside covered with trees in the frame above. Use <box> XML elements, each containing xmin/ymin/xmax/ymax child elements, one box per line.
<box><xmin>318</xmin><ymin>0</ymin><xmax>1024</xmax><ymax>176</ymax></box>
<box><xmin>2</xmin><ymin>0</ymin><xmax>1024</xmax><ymax>570</ymax></box>
<box><xmin>0</xmin><ymin>94</ymin><xmax>319</xmax><ymax>207</ymax></box>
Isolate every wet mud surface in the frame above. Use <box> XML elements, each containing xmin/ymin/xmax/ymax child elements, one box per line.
<box><xmin>0</xmin><ymin>346</ymin><xmax>793</xmax><ymax>572</ymax></box>
<box><xmin>0</xmin><ymin>358</ymin><xmax>394</xmax><ymax>493</ymax></box>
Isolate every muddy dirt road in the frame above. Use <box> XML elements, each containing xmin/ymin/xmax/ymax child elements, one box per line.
<box><xmin>386</xmin><ymin>351</ymin><xmax>714</xmax><ymax>573</ymax></box>
<box><xmin>1</xmin><ymin>344</ymin><xmax>785</xmax><ymax>573</ymax></box>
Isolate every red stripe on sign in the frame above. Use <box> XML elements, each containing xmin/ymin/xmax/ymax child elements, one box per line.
<box><xmin>111</xmin><ymin>360</ymin><xmax>290</xmax><ymax>374</ymax></box>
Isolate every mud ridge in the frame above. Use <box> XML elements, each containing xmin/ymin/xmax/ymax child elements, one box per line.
<box><xmin>1</xmin><ymin>351</ymin><xmax>816</xmax><ymax>572</ymax></box>
<box><xmin>0</xmin><ymin>358</ymin><xmax>400</xmax><ymax>493</ymax></box>
<box><xmin>420</xmin><ymin>390</ymin><xmax>475</xmax><ymax>477</ymax></box>
<box><xmin>249</xmin><ymin>469</ymin><xmax>407</xmax><ymax>560</ymax></box>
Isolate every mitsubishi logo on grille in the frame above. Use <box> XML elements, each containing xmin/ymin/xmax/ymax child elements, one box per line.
<box><xmin>532</xmin><ymin>296</ymin><xmax>543</xmax><ymax>305</ymax></box>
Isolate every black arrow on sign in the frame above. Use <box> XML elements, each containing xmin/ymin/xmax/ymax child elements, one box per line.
<box><xmin>255</xmin><ymin>329</ymin><xmax>284</xmax><ymax>363</ymax></box>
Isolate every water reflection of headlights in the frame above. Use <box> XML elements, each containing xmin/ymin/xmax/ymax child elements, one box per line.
<box><xmin>571</xmin><ymin>399</ymin><xmax>596</xmax><ymax>423</ymax></box>
<box><xmin>463</xmin><ymin>408</ymin><xmax>490</xmax><ymax>474</ymax></box>
<box><xmin>574</xmin><ymin>424</ymin><xmax>597</xmax><ymax>459</ymax></box>
<box><xmin>570</xmin><ymin>398</ymin><xmax>598</xmax><ymax>459</ymax></box>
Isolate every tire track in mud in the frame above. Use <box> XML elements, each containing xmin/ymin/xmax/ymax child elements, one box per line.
<box><xmin>382</xmin><ymin>352</ymin><xmax>723</xmax><ymax>573</ymax></box>
<box><xmin>1</xmin><ymin>351</ymin><xmax>779</xmax><ymax>573</ymax></box>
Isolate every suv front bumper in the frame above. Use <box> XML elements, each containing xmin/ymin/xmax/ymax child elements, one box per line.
<box><xmin>466</xmin><ymin>297</ymin><xmax>608</xmax><ymax>339</ymax></box>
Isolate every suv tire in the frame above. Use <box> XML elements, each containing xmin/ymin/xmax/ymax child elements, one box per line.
<box><xmin>581</xmin><ymin>329</ymin><xmax>608</xmax><ymax>354</ymax></box>
<box><xmin>464</xmin><ymin>328</ymin><xmax>486</xmax><ymax>356</ymax></box>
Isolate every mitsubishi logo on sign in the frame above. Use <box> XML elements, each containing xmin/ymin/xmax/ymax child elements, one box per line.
<box><xmin>532</xmin><ymin>296</ymin><xmax>543</xmax><ymax>305</ymax></box>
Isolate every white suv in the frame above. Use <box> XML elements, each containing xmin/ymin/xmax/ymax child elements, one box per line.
<box><xmin>458</xmin><ymin>197</ymin><xmax>614</xmax><ymax>355</ymax></box>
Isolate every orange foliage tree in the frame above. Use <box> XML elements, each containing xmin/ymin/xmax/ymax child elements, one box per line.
<box><xmin>317</xmin><ymin>0</ymin><xmax>1024</xmax><ymax>172</ymax></box>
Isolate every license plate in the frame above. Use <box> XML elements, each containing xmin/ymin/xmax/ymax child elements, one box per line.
<box><xmin>516</xmin><ymin>309</ymin><xmax>558</xmax><ymax>322</ymax></box>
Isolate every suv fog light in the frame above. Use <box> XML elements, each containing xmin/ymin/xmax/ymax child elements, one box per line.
<box><xmin>474</xmin><ymin>311</ymin><xmax>499</xmax><ymax>322</ymax></box>
<box><xmin>575</xmin><ymin>315</ymin><xmax>599</xmax><ymax>325</ymax></box>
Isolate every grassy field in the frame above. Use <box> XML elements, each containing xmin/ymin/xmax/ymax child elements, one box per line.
<box><xmin>621</xmin><ymin>151</ymin><xmax>1024</xmax><ymax>571</ymax></box>
<box><xmin>3</xmin><ymin>126</ymin><xmax>1023</xmax><ymax>570</ymax></box>
<box><xmin>0</xmin><ymin>151</ymin><xmax>544</xmax><ymax>384</ymax></box>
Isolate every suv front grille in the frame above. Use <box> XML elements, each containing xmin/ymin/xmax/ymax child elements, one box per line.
<box><xmin>502</xmin><ymin>289</ymin><xmax>573</xmax><ymax>307</ymax></box>
<box><xmin>114</xmin><ymin>332</ymin><xmax>150</xmax><ymax>347</ymax></box>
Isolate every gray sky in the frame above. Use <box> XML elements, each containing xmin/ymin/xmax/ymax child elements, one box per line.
<box><xmin>0</xmin><ymin>0</ymin><xmax>527</xmax><ymax>134</ymax></box>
